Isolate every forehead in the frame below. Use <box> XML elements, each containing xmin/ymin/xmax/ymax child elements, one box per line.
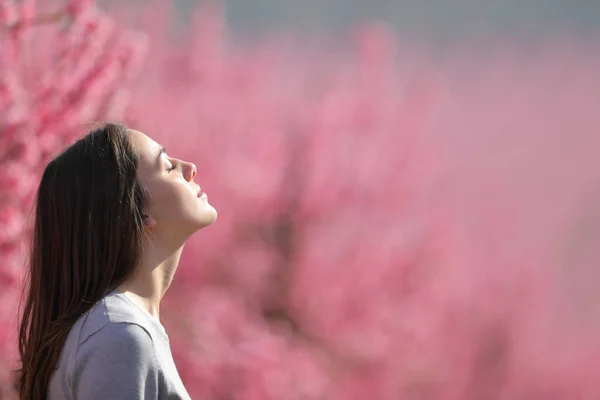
<box><xmin>128</xmin><ymin>129</ymin><xmax>160</xmax><ymax>160</ymax></box>
<box><xmin>127</xmin><ymin>130</ymin><xmax>163</xmax><ymax>180</ymax></box>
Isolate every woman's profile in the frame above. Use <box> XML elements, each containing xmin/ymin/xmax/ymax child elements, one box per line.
<box><xmin>15</xmin><ymin>123</ymin><xmax>217</xmax><ymax>399</ymax></box>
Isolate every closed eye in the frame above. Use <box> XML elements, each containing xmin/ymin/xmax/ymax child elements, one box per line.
<box><xmin>164</xmin><ymin>153</ymin><xmax>177</xmax><ymax>172</ymax></box>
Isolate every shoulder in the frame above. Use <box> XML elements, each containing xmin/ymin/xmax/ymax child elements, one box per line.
<box><xmin>81</xmin><ymin>322</ymin><xmax>153</xmax><ymax>350</ymax></box>
<box><xmin>76</xmin><ymin>293</ymin><xmax>156</xmax><ymax>346</ymax></box>
<box><xmin>76</xmin><ymin>322</ymin><xmax>160</xmax><ymax>374</ymax></box>
<box><xmin>72</xmin><ymin>323</ymin><xmax>165</xmax><ymax>399</ymax></box>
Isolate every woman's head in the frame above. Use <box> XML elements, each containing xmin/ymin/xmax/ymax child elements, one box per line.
<box><xmin>16</xmin><ymin>122</ymin><xmax>216</xmax><ymax>398</ymax></box>
<box><xmin>128</xmin><ymin>128</ymin><xmax>217</xmax><ymax>242</ymax></box>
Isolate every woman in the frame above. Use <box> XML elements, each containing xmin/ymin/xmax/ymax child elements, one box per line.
<box><xmin>16</xmin><ymin>123</ymin><xmax>217</xmax><ymax>399</ymax></box>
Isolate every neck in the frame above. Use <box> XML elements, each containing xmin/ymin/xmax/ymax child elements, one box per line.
<box><xmin>117</xmin><ymin>239</ymin><xmax>186</xmax><ymax>320</ymax></box>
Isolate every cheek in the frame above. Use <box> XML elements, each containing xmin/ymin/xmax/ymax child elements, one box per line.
<box><xmin>147</xmin><ymin>182</ymin><xmax>194</xmax><ymax>220</ymax></box>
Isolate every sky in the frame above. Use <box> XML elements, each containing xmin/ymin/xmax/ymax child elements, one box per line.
<box><xmin>99</xmin><ymin>0</ymin><xmax>600</xmax><ymax>41</ymax></box>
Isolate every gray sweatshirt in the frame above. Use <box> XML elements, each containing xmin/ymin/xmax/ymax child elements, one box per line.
<box><xmin>48</xmin><ymin>290</ymin><xmax>191</xmax><ymax>399</ymax></box>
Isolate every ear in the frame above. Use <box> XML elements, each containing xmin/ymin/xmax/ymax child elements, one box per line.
<box><xmin>142</xmin><ymin>213</ymin><xmax>157</xmax><ymax>230</ymax></box>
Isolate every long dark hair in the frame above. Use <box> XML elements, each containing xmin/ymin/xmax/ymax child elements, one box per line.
<box><xmin>16</xmin><ymin>123</ymin><xmax>149</xmax><ymax>399</ymax></box>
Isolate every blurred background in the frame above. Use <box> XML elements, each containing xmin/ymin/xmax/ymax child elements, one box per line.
<box><xmin>2</xmin><ymin>0</ymin><xmax>600</xmax><ymax>398</ymax></box>
<box><xmin>103</xmin><ymin>0</ymin><xmax>600</xmax><ymax>39</ymax></box>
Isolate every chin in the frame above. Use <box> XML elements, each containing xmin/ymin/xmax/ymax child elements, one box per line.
<box><xmin>197</xmin><ymin>206</ymin><xmax>218</xmax><ymax>229</ymax></box>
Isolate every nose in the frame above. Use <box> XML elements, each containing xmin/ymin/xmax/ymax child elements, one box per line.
<box><xmin>185</xmin><ymin>162</ymin><xmax>197</xmax><ymax>182</ymax></box>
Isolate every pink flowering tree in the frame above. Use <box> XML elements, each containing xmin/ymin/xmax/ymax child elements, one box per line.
<box><xmin>0</xmin><ymin>0</ymin><xmax>146</xmax><ymax>394</ymax></box>
<box><xmin>3</xmin><ymin>0</ymin><xmax>600</xmax><ymax>399</ymax></box>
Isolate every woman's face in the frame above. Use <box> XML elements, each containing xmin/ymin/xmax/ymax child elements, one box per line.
<box><xmin>129</xmin><ymin>129</ymin><xmax>217</xmax><ymax>239</ymax></box>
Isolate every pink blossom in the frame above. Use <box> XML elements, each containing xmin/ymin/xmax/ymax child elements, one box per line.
<box><xmin>2</xmin><ymin>1</ymin><xmax>600</xmax><ymax>399</ymax></box>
